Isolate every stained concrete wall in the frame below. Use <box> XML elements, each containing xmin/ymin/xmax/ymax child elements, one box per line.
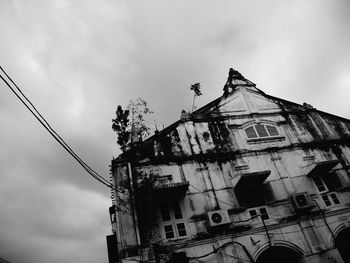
<box><xmin>112</xmin><ymin>85</ymin><xmax>350</xmax><ymax>262</ymax></box>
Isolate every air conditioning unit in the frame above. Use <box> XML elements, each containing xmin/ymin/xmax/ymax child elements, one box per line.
<box><xmin>291</xmin><ymin>192</ymin><xmax>315</xmax><ymax>212</ymax></box>
<box><xmin>207</xmin><ymin>210</ymin><xmax>231</xmax><ymax>227</ymax></box>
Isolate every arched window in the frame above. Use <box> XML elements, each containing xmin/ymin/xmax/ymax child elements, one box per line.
<box><xmin>245</xmin><ymin>124</ymin><xmax>279</xmax><ymax>139</ymax></box>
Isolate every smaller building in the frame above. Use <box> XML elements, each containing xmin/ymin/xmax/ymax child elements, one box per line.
<box><xmin>107</xmin><ymin>69</ymin><xmax>350</xmax><ymax>263</ymax></box>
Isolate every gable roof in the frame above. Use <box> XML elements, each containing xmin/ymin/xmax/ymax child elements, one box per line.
<box><xmin>119</xmin><ymin>69</ymin><xmax>350</xmax><ymax>157</ymax></box>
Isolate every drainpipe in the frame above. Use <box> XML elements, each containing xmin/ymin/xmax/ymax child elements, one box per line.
<box><xmin>205</xmin><ymin>167</ymin><xmax>220</xmax><ymax>210</ymax></box>
<box><xmin>127</xmin><ymin>162</ymin><xmax>141</xmax><ymax>247</ymax></box>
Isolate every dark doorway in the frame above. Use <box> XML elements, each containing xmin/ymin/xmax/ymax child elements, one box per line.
<box><xmin>335</xmin><ymin>228</ymin><xmax>350</xmax><ymax>263</ymax></box>
<box><xmin>256</xmin><ymin>246</ymin><xmax>302</xmax><ymax>263</ymax></box>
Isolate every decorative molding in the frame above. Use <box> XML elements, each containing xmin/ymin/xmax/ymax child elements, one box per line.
<box><xmin>303</xmin><ymin>155</ymin><xmax>315</xmax><ymax>161</ymax></box>
<box><xmin>234</xmin><ymin>165</ymin><xmax>249</xmax><ymax>171</ymax></box>
<box><xmin>247</xmin><ymin>136</ymin><xmax>285</xmax><ymax>144</ymax></box>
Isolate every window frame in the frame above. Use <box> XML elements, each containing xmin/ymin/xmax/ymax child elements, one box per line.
<box><xmin>312</xmin><ymin>170</ymin><xmax>346</xmax><ymax>194</ymax></box>
<box><xmin>321</xmin><ymin>192</ymin><xmax>341</xmax><ymax>207</ymax></box>
<box><xmin>313</xmin><ymin>177</ymin><xmax>329</xmax><ymax>194</ymax></box>
<box><xmin>248</xmin><ymin>206</ymin><xmax>270</xmax><ymax>222</ymax></box>
<box><xmin>244</xmin><ymin>124</ymin><xmax>280</xmax><ymax>139</ymax></box>
<box><xmin>159</xmin><ymin>201</ymin><xmax>188</xmax><ymax>241</ymax></box>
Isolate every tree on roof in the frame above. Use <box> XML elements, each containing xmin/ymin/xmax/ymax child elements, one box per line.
<box><xmin>112</xmin><ymin>98</ymin><xmax>153</xmax><ymax>152</ymax></box>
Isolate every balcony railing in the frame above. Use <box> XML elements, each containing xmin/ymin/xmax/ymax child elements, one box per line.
<box><xmin>152</xmin><ymin>181</ymin><xmax>189</xmax><ymax>201</ymax></box>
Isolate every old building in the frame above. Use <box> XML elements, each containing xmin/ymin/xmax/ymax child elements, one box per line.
<box><xmin>107</xmin><ymin>69</ymin><xmax>350</xmax><ymax>263</ymax></box>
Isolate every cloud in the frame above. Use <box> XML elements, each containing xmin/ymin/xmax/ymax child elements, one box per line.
<box><xmin>0</xmin><ymin>1</ymin><xmax>350</xmax><ymax>263</ymax></box>
<box><xmin>0</xmin><ymin>1</ymin><xmax>129</xmax><ymax>262</ymax></box>
<box><xmin>0</xmin><ymin>173</ymin><xmax>110</xmax><ymax>263</ymax></box>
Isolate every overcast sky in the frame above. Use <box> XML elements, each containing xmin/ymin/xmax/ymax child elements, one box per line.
<box><xmin>0</xmin><ymin>1</ymin><xmax>349</xmax><ymax>263</ymax></box>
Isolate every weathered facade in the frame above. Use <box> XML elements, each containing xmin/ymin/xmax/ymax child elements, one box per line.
<box><xmin>107</xmin><ymin>69</ymin><xmax>350</xmax><ymax>263</ymax></box>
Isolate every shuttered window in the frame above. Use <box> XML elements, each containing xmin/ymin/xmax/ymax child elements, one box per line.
<box><xmin>160</xmin><ymin>201</ymin><xmax>187</xmax><ymax>240</ymax></box>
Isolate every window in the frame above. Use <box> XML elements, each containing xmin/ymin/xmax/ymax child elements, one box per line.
<box><xmin>176</xmin><ymin>223</ymin><xmax>187</xmax><ymax>237</ymax></box>
<box><xmin>245</xmin><ymin>127</ymin><xmax>258</xmax><ymax>138</ymax></box>
<box><xmin>330</xmin><ymin>193</ymin><xmax>341</xmax><ymax>204</ymax></box>
<box><xmin>164</xmin><ymin>224</ymin><xmax>175</xmax><ymax>239</ymax></box>
<box><xmin>248</xmin><ymin>209</ymin><xmax>257</xmax><ymax>219</ymax></box>
<box><xmin>236</xmin><ymin>186</ymin><xmax>265</xmax><ymax>207</ymax></box>
<box><xmin>245</xmin><ymin>124</ymin><xmax>279</xmax><ymax>139</ymax></box>
<box><xmin>266</xmin><ymin>125</ymin><xmax>279</xmax><ymax>136</ymax></box>
<box><xmin>249</xmin><ymin>207</ymin><xmax>270</xmax><ymax>221</ymax></box>
<box><xmin>234</xmin><ymin>171</ymin><xmax>272</xmax><ymax>208</ymax></box>
<box><xmin>322</xmin><ymin>193</ymin><xmax>340</xmax><ymax>207</ymax></box>
<box><xmin>322</xmin><ymin>195</ymin><xmax>332</xmax><ymax>206</ymax></box>
<box><xmin>160</xmin><ymin>202</ymin><xmax>187</xmax><ymax>240</ymax></box>
<box><xmin>259</xmin><ymin>207</ymin><xmax>270</xmax><ymax>220</ymax></box>
<box><xmin>312</xmin><ymin>172</ymin><xmax>345</xmax><ymax>194</ymax></box>
<box><xmin>172</xmin><ymin>202</ymin><xmax>183</xmax><ymax>219</ymax></box>
<box><xmin>313</xmin><ymin>177</ymin><xmax>328</xmax><ymax>193</ymax></box>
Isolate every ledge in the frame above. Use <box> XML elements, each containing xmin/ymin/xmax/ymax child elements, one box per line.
<box><xmin>247</xmin><ymin>136</ymin><xmax>285</xmax><ymax>144</ymax></box>
<box><xmin>152</xmin><ymin>181</ymin><xmax>189</xmax><ymax>201</ymax></box>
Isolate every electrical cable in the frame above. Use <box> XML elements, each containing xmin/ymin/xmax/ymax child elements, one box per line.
<box><xmin>0</xmin><ymin>67</ymin><xmax>126</xmax><ymax>194</ymax></box>
<box><xmin>189</xmin><ymin>183</ymin><xmax>233</xmax><ymax>207</ymax></box>
<box><xmin>189</xmin><ymin>183</ymin><xmax>294</xmax><ymax>224</ymax></box>
<box><xmin>313</xmin><ymin>199</ymin><xmax>336</xmax><ymax>240</ymax></box>
<box><xmin>1</xmin><ymin>68</ymin><xmax>313</xmax><ymax>211</ymax></box>
<box><xmin>4</xmin><ymin>68</ymin><xmax>344</xmax><ymax>241</ymax></box>
<box><xmin>188</xmin><ymin>240</ymin><xmax>255</xmax><ymax>262</ymax></box>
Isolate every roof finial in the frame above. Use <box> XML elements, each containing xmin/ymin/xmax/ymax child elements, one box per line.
<box><xmin>223</xmin><ymin>68</ymin><xmax>236</xmax><ymax>95</ymax></box>
<box><xmin>223</xmin><ymin>68</ymin><xmax>252</xmax><ymax>95</ymax></box>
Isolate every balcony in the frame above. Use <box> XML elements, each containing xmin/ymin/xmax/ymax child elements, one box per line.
<box><xmin>152</xmin><ymin>175</ymin><xmax>189</xmax><ymax>201</ymax></box>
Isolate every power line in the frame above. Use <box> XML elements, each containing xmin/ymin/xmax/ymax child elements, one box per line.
<box><xmin>1</xmin><ymin>67</ymin><xmax>321</xmax><ymax>221</ymax></box>
<box><xmin>0</xmin><ymin>67</ymin><xmax>110</xmax><ymax>184</ymax></box>
<box><xmin>189</xmin><ymin>183</ymin><xmax>233</xmax><ymax>207</ymax></box>
<box><xmin>0</xmin><ymin>67</ymin><xmax>125</xmax><ymax>193</ymax></box>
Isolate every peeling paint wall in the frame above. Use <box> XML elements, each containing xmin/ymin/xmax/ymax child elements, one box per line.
<box><xmin>111</xmin><ymin>85</ymin><xmax>350</xmax><ymax>263</ymax></box>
